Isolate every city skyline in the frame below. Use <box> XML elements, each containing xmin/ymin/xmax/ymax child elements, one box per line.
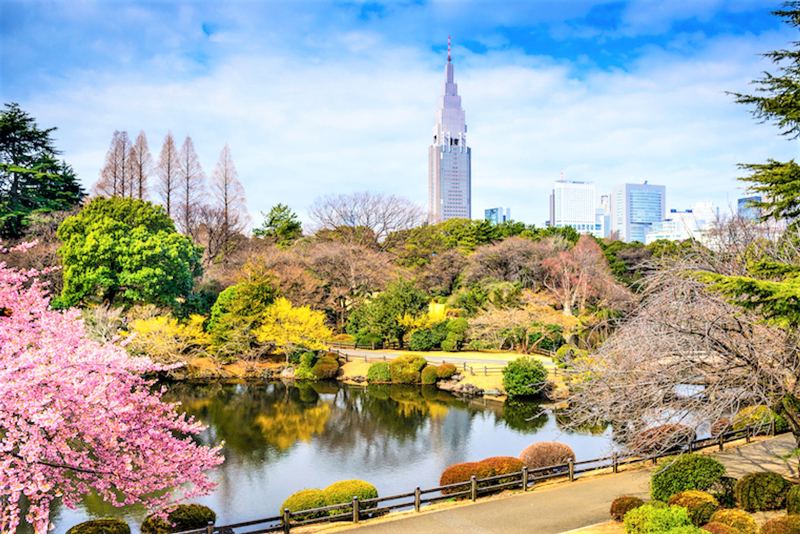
<box><xmin>2</xmin><ymin>1</ymin><xmax>797</xmax><ymax>228</ymax></box>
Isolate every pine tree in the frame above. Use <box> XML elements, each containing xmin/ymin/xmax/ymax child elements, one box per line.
<box><xmin>155</xmin><ymin>131</ymin><xmax>179</xmax><ymax>218</ymax></box>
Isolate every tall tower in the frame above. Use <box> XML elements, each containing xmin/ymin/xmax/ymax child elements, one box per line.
<box><xmin>428</xmin><ymin>37</ymin><xmax>471</xmax><ymax>224</ymax></box>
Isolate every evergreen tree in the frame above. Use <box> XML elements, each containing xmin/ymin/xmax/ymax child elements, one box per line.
<box><xmin>254</xmin><ymin>203</ymin><xmax>302</xmax><ymax>248</ymax></box>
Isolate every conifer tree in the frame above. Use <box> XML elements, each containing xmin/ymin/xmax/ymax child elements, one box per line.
<box><xmin>128</xmin><ymin>130</ymin><xmax>152</xmax><ymax>200</ymax></box>
<box><xmin>209</xmin><ymin>144</ymin><xmax>248</xmax><ymax>259</ymax></box>
<box><xmin>156</xmin><ymin>131</ymin><xmax>179</xmax><ymax>218</ymax></box>
<box><xmin>176</xmin><ymin>136</ymin><xmax>206</xmax><ymax>237</ymax></box>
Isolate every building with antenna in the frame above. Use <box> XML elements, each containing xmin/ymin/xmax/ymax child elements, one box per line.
<box><xmin>428</xmin><ymin>37</ymin><xmax>471</xmax><ymax>224</ymax></box>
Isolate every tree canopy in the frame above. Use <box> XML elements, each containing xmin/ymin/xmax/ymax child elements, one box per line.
<box><xmin>254</xmin><ymin>203</ymin><xmax>303</xmax><ymax>248</ymax></box>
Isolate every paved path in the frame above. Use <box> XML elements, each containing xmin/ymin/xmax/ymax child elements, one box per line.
<box><xmin>335</xmin><ymin>434</ymin><xmax>797</xmax><ymax>534</ymax></box>
<box><xmin>331</xmin><ymin>347</ymin><xmax>557</xmax><ymax>370</ymax></box>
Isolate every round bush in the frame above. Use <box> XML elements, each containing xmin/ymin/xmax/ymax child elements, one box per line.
<box><xmin>667</xmin><ymin>491</ymin><xmax>719</xmax><ymax>526</ymax></box>
<box><xmin>440</xmin><ymin>461</ymin><xmax>480</xmax><ymax>495</ymax></box>
<box><xmin>735</xmin><ymin>472</ymin><xmax>792</xmax><ymax>512</ymax></box>
<box><xmin>623</xmin><ymin>503</ymin><xmax>692</xmax><ymax>534</ymax></box>
<box><xmin>440</xmin><ymin>339</ymin><xmax>456</xmax><ymax>352</ymax></box>
<box><xmin>299</xmin><ymin>351</ymin><xmax>317</xmax><ymax>368</ymax></box>
<box><xmin>356</xmin><ymin>331</ymin><xmax>382</xmax><ymax>346</ymax></box>
<box><xmin>421</xmin><ymin>365</ymin><xmax>439</xmax><ymax>384</ymax></box>
<box><xmin>502</xmin><ymin>357</ymin><xmax>547</xmax><ymax>398</ymax></box>
<box><xmin>666</xmin><ymin>527</ymin><xmax>705</xmax><ymax>534</ymax></box>
<box><xmin>331</xmin><ymin>333</ymin><xmax>356</xmax><ymax>344</ymax></box>
<box><xmin>67</xmin><ymin>519</ymin><xmax>130</xmax><ymax>534</ymax></box>
<box><xmin>141</xmin><ymin>505</ymin><xmax>216</xmax><ymax>534</ymax></box>
<box><xmin>518</xmin><ymin>442</ymin><xmax>575</xmax><ymax>474</ymax></box>
<box><xmin>732</xmin><ymin>406</ymin><xmax>788</xmax><ymax>434</ymax></box>
<box><xmin>280</xmin><ymin>489</ymin><xmax>327</xmax><ymax>521</ymax></box>
<box><xmin>650</xmin><ymin>454</ymin><xmax>727</xmax><ymax>502</ymax></box>
<box><xmin>311</xmin><ymin>357</ymin><xmax>339</xmax><ymax>380</ymax></box>
<box><xmin>710</xmin><ymin>419</ymin><xmax>731</xmax><ymax>438</ymax></box>
<box><xmin>787</xmin><ymin>485</ymin><xmax>800</xmax><ymax>515</ymax></box>
<box><xmin>761</xmin><ymin>515</ymin><xmax>800</xmax><ymax>534</ymax></box>
<box><xmin>634</xmin><ymin>424</ymin><xmax>696</xmax><ymax>455</ymax></box>
<box><xmin>478</xmin><ymin>456</ymin><xmax>526</xmax><ymax>487</ymax></box>
<box><xmin>408</xmin><ymin>329</ymin><xmax>435</xmax><ymax>351</ymax></box>
<box><xmin>708</xmin><ymin>509</ymin><xmax>757</xmax><ymax>534</ymax></box>
<box><xmin>366</xmin><ymin>362</ymin><xmax>391</xmax><ymax>382</ymax></box>
<box><xmin>323</xmin><ymin>480</ymin><xmax>378</xmax><ymax>516</ymax></box>
<box><xmin>610</xmin><ymin>495</ymin><xmax>645</xmax><ymax>521</ymax></box>
<box><xmin>389</xmin><ymin>354</ymin><xmax>427</xmax><ymax>384</ymax></box>
<box><xmin>437</xmin><ymin>363</ymin><xmax>457</xmax><ymax>379</ymax></box>
<box><xmin>701</xmin><ymin>523</ymin><xmax>739</xmax><ymax>534</ymax></box>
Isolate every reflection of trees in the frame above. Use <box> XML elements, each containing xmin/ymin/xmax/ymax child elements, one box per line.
<box><xmin>502</xmin><ymin>398</ymin><xmax>548</xmax><ymax>432</ymax></box>
<box><xmin>555</xmin><ymin>410</ymin><xmax>610</xmax><ymax>436</ymax></box>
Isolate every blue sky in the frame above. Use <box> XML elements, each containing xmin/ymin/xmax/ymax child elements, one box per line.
<box><xmin>1</xmin><ymin>0</ymin><xmax>797</xmax><ymax>227</ymax></box>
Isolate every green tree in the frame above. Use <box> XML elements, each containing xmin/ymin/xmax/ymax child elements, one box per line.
<box><xmin>0</xmin><ymin>103</ymin><xmax>85</xmax><ymax>237</ymax></box>
<box><xmin>254</xmin><ymin>203</ymin><xmax>303</xmax><ymax>248</ymax></box>
<box><xmin>361</xmin><ymin>279</ymin><xmax>429</xmax><ymax>347</ymax></box>
<box><xmin>57</xmin><ymin>197</ymin><xmax>202</xmax><ymax>307</ymax></box>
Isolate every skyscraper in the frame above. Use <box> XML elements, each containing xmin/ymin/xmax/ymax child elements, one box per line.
<box><xmin>428</xmin><ymin>38</ymin><xmax>471</xmax><ymax>224</ymax></box>
<box><xmin>549</xmin><ymin>179</ymin><xmax>603</xmax><ymax>237</ymax></box>
<box><xmin>610</xmin><ymin>182</ymin><xmax>666</xmax><ymax>243</ymax></box>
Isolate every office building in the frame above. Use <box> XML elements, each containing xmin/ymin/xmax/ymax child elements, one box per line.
<box><xmin>485</xmin><ymin>207</ymin><xmax>511</xmax><ymax>225</ymax></box>
<box><xmin>610</xmin><ymin>182</ymin><xmax>666</xmax><ymax>243</ymax></box>
<box><xmin>645</xmin><ymin>202</ymin><xmax>719</xmax><ymax>244</ymax></box>
<box><xmin>549</xmin><ymin>180</ymin><xmax>603</xmax><ymax>237</ymax></box>
<box><xmin>738</xmin><ymin>195</ymin><xmax>762</xmax><ymax>221</ymax></box>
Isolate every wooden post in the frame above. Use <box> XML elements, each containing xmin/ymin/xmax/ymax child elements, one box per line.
<box><xmin>612</xmin><ymin>453</ymin><xmax>618</xmax><ymax>474</ymax></box>
<box><xmin>746</xmin><ymin>424</ymin><xmax>751</xmax><ymax>443</ymax></box>
<box><xmin>364</xmin><ymin>354</ymin><xmax>367</xmax><ymax>362</ymax></box>
<box><xmin>652</xmin><ymin>455</ymin><xmax>657</xmax><ymax>466</ymax></box>
<box><xmin>688</xmin><ymin>440</ymin><xmax>693</xmax><ymax>453</ymax></box>
<box><xmin>484</xmin><ymin>366</ymin><xmax>487</xmax><ymax>376</ymax></box>
<box><xmin>414</xmin><ymin>487</ymin><xmax>421</xmax><ymax>512</ymax></box>
<box><xmin>283</xmin><ymin>509</ymin><xmax>291</xmax><ymax>534</ymax></box>
<box><xmin>522</xmin><ymin>467</ymin><xmax>528</xmax><ymax>491</ymax></box>
<box><xmin>470</xmin><ymin>475</ymin><xmax>477</xmax><ymax>502</ymax></box>
<box><xmin>383</xmin><ymin>354</ymin><xmax>386</xmax><ymax>361</ymax></box>
<box><xmin>206</xmin><ymin>521</ymin><xmax>214</xmax><ymax>534</ymax></box>
<box><xmin>718</xmin><ymin>434</ymin><xmax>724</xmax><ymax>451</ymax></box>
<box><xmin>352</xmin><ymin>497</ymin><xmax>359</xmax><ymax>523</ymax></box>
<box><xmin>345</xmin><ymin>353</ymin><xmax>349</xmax><ymax>362</ymax></box>
<box><xmin>568</xmin><ymin>459</ymin><xmax>574</xmax><ymax>482</ymax></box>
<box><xmin>771</xmin><ymin>417</ymin><xmax>776</xmax><ymax>436</ymax></box>
<box><xmin>372</xmin><ymin>342</ymin><xmax>375</xmax><ymax>350</ymax></box>
<box><xmin>463</xmin><ymin>362</ymin><xmax>467</xmax><ymax>371</ymax></box>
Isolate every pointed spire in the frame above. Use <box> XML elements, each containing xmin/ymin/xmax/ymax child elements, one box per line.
<box><xmin>448</xmin><ymin>36</ymin><xmax>451</xmax><ymax>62</ymax></box>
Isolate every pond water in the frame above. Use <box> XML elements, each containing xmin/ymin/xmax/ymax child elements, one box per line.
<box><xmin>46</xmin><ymin>380</ymin><xmax>614</xmax><ymax>533</ymax></box>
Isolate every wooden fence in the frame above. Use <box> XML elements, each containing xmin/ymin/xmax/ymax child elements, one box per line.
<box><xmin>328</xmin><ymin>347</ymin><xmax>506</xmax><ymax>376</ymax></box>
<box><xmin>174</xmin><ymin>422</ymin><xmax>777</xmax><ymax>534</ymax></box>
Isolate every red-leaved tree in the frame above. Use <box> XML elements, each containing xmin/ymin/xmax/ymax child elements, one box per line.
<box><xmin>0</xmin><ymin>243</ymin><xmax>223</xmax><ymax>534</ymax></box>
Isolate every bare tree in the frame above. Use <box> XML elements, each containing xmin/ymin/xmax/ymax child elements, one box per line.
<box><xmin>309</xmin><ymin>191</ymin><xmax>424</xmax><ymax>246</ymax></box>
<box><xmin>175</xmin><ymin>136</ymin><xmax>206</xmax><ymax>237</ymax></box>
<box><xmin>155</xmin><ymin>131</ymin><xmax>179</xmax><ymax>218</ymax></box>
<box><xmin>209</xmin><ymin>144</ymin><xmax>248</xmax><ymax>261</ymax></box>
<box><xmin>128</xmin><ymin>130</ymin><xmax>153</xmax><ymax>200</ymax></box>
<box><xmin>94</xmin><ymin>131</ymin><xmax>131</xmax><ymax>197</ymax></box>
<box><xmin>462</xmin><ymin>236</ymin><xmax>546</xmax><ymax>289</ymax></box>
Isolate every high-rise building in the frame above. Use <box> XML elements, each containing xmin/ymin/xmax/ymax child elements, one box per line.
<box><xmin>549</xmin><ymin>180</ymin><xmax>603</xmax><ymax>237</ymax></box>
<box><xmin>645</xmin><ymin>202</ymin><xmax>719</xmax><ymax>245</ymax></box>
<box><xmin>428</xmin><ymin>39</ymin><xmax>471</xmax><ymax>224</ymax></box>
<box><xmin>485</xmin><ymin>207</ymin><xmax>511</xmax><ymax>224</ymax></box>
<box><xmin>738</xmin><ymin>195</ymin><xmax>762</xmax><ymax>220</ymax></box>
<box><xmin>610</xmin><ymin>182</ymin><xmax>666</xmax><ymax>243</ymax></box>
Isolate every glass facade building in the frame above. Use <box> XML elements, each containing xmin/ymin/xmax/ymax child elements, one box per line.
<box><xmin>737</xmin><ymin>195</ymin><xmax>762</xmax><ymax>221</ymax></box>
<box><xmin>485</xmin><ymin>207</ymin><xmax>510</xmax><ymax>224</ymax></box>
<box><xmin>549</xmin><ymin>180</ymin><xmax>603</xmax><ymax>237</ymax></box>
<box><xmin>610</xmin><ymin>182</ymin><xmax>666</xmax><ymax>243</ymax></box>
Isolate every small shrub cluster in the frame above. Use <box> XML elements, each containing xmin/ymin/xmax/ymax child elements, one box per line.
<box><xmin>502</xmin><ymin>356</ymin><xmax>547</xmax><ymax>398</ymax></box>
<box><xmin>708</xmin><ymin>509</ymin><xmax>757</xmax><ymax>534</ymax></box>
<box><xmin>280</xmin><ymin>480</ymin><xmax>379</xmax><ymax>520</ymax></box>
<box><xmin>732</xmin><ymin>406</ymin><xmax>788</xmax><ymax>434</ymax></box>
<box><xmin>610</xmin><ymin>496</ymin><xmax>645</xmax><ymax>521</ymax></box>
<box><xmin>650</xmin><ymin>454</ymin><xmax>726</xmax><ymax>502</ymax></box>
<box><xmin>553</xmin><ymin>345</ymin><xmax>587</xmax><ymax>369</ymax></box>
<box><xmin>700</xmin><ymin>523</ymin><xmax>739</xmax><ymax>534</ymax></box>
<box><xmin>518</xmin><ymin>442</ymin><xmax>575</xmax><ymax>474</ymax></box>
<box><xmin>389</xmin><ymin>354</ymin><xmax>427</xmax><ymax>384</ymax></box>
<box><xmin>280</xmin><ymin>489</ymin><xmax>327</xmax><ymax>521</ymax></box>
<box><xmin>623</xmin><ymin>503</ymin><xmax>692</xmax><ymax>534</ymax></box>
<box><xmin>667</xmin><ymin>491</ymin><xmax>719</xmax><ymax>526</ymax></box>
<box><xmin>331</xmin><ymin>333</ymin><xmax>356</xmax><ymax>344</ymax></box>
<box><xmin>294</xmin><ymin>352</ymin><xmax>340</xmax><ymax>380</ymax></box>
<box><xmin>66</xmin><ymin>519</ymin><xmax>130</xmax><ymax>534</ymax></box>
<box><xmin>437</xmin><ymin>363</ymin><xmax>457</xmax><ymax>379</ymax></box>
<box><xmin>439</xmin><ymin>456</ymin><xmax>525</xmax><ymax>496</ymax></box>
<box><xmin>761</xmin><ymin>515</ymin><xmax>800</xmax><ymax>534</ymax></box>
<box><xmin>710</xmin><ymin>476</ymin><xmax>738</xmax><ymax>509</ymax></box>
<box><xmin>635</xmin><ymin>425</ymin><xmax>696</xmax><ymax>455</ymax></box>
<box><xmin>787</xmin><ymin>485</ymin><xmax>800</xmax><ymax>515</ymax></box>
<box><xmin>421</xmin><ymin>365</ymin><xmax>439</xmax><ymax>384</ymax></box>
<box><xmin>366</xmin><ymin>362</ymin><xmax>391</xmax><ymax>382</ymax></box>
<box><xmin>355</xmin><ymin>331</ymin><xmax>382</xmax><ymax>346</ymax></box>
<box><xmin>141</xmin><ymin>505</ymin><xmax>216</xmax><ymax>534</ymax></box>
<box><xmin>734</xmin><ymin>472</ymin><xmax>791</xmax><ymax>512</ymax></box>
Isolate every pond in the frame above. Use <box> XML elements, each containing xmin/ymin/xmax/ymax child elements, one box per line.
<box><xmin>45</xmin><ymin>380</ymin><xmax>614</xmax><ymax>533</ymax></box>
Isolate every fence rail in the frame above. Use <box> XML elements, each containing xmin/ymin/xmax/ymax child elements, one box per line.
<box><xmin>177</xmin><ymin>421</ymin><xmax>777</xmax><ymax>534</ymax></box>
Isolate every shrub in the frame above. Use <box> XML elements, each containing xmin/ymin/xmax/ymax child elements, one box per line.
<box><xmin>735</xmin><ymin>472</ymin><xmax>792</xmax><ymax>512</ymax></box>
<box><xmin>634</xmin><ymin>424</ymin><xmax>696</xmax><ymax>455</ymax></box>
<box><xmin>711</xmin><ymin>476</ymin><xmax>739</xmax><ymax>509</ymax></box>
<box><xmin>331</xmin><ymin>333</ymin><xmax>356</xmax><ymax>344</ymax></box>
<box><xmin>421</xmin><ymin>365</ymin><xmax>439</xmax><ymax>384</ymax></box>
<box><xmin>280</xmin><ymin>489</ymin><xmax>327</xmax><ymax>521</ymax></box>
<box><xmin>610</xmin><ymin>496</ymin><xmax>645</xmax><ymax>521</ymax></box>
<box><xmin>66</xmin><ymin>519</ymin><xmax>130</xmax><ymax>534</ymax></box>
<box><xmin>356</xmin><ymin>331</ymin><xmax>382</xmax><ymax>346</ymax></box>
<box><xmin>732</xmin><ymin>406</ymin><xmax>788</xmax><ymax>434</ymax></box>
<box><xmin>650</xmin><ymin>454</ymin><xmax>726</xmax><ymax>502</ymax></box>
<box><xmin>760</xmin><ymin>515</ymin><xmax>800</xmax><ymax>534</ymax></box>
<box><xmin>322</xmin><ymin>480</ymin><xmax>378</xmax><ymax>515</ymax></box>
<box><xmin>623</xmin><ymin>503</ymin><xmax>692</xmax><ymax>534</ymax></box>
<box><xmin>299</xmin><ymin>351</ymin><xmax>317</xmax><ymax>368</ymax></box>
<box><xmin>440</xmin><ymin>462</ymin><xmax>480</xmax><ymax>495</ymax></box>
<box><xmin>408</xmin><ymin>329</ymin><xmax>435</xmax><ymax>351</ymax></box>
<box><xmin>437</xmin><ymin>363</ymin><xmax>457</xmax><ymax>379</ymax></box>
<box><xmin>311</xmin><ymin>357</ymin><xmax>339</xmax><ymax>380</ymax></box>
<box><xmin>700</xmin><ymin>523</ymin><xmax>739</xmax><ymax>534</ymax></box>
<box><xmin>666</xmin><ymin>528</ymin><xmax>705</xmax><ymax>534</ymax></box>
<box><xmin>366</xmin><ymin>362</ymin><xmax>391</xmax><ymax>382</ymax></box>
<box><xmin>553</xmin><ymin>345</ymin><xmax>587</xmax><ymax>369</ymax></box>
<box><xmin>389</xmin><ymin>354</ymin><xmax>427</xmax><ymax>384</ymax></box>
<box><xmin>788</xmin><ymin>485</ymin><xmax>800</xmax><ymax>515</ymax></box>
<box><xmin>667</xmin><ymin>491</ymin><xmax>719</xmax><ymax>526</ymax></box>
<box><xmin>710</xmin><ymin>419</ymin><xmax>731</xmax><ymax>438</ymax></box>
<box><xmin>439</xmin><ymin>457</ymin><xmax>524</xmax><ymax>496</ymax></box>
<box><xmin>518</xmin><ymin>442</ymin><xmax>575</xmax><ymax>474</ymax></box>
<box><xmin>141</xmin><ymin>505</ymin><xmax>216</xmax><ymax>534</ymax></box>
<box><xmin>708</xmin><ymin>509</ymin><xmax>757</xmax><ymax>534</ymax></box>
<box><xmin>502</xmin><ymin>356</ymin><xmax>547</xmax><ymax>398</ymax></box>
<box><xmin>440</xmin><ymin>339</ymin><xmax>456</xmax><ymax>352</ymax></box>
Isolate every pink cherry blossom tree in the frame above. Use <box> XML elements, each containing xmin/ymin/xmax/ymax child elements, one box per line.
<box><xmin>0</xmin><ymin>242</ymin><xmax>223</xmax><ymax>534</ymax></box>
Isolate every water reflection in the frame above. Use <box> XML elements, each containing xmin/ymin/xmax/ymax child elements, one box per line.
<box><xmin>47</xmin><ymin>381</ymin><xmax>612</xmax><ymax>534</ymax></box>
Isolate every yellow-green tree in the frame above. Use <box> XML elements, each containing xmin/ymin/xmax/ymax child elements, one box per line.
<box><xmin>256</xmin><ymin>297</ymin><xmax>331</xmax><ymax>363</ymax></box>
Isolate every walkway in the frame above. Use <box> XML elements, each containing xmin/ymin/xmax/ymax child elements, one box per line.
<box><xmin>330</xmin><ymin>434</ymin><xmax>798</xmax><ymax>534</ymax></box>
<box><xmin>331</xmin><ymin>347</ymin><xmax>556</xmax><ymax>370</ymax></box>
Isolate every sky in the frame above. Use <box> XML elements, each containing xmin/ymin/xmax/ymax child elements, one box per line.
<box><xmin>2</xmin><ymin>0</ymin><xmax>799</xmax><ymax>228</ymax></box>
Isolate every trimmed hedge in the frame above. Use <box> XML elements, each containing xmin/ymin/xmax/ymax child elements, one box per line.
<box><xmin>667</xmin><ymin>491</ymin><xmax>719</xmax><ymax>526</ymax></box>
<box><xmin>408</xmin><ymin>329</ymin><xmax>435</xmax><ymax>351</ymax></box>
<box><xmin>518</xmin><ymin>442</ymin><xmax>575</xmax><ymax>474</ymax></box>
<box><xmin>66</xmin><ymin>519</ymin><xmax>130</xmax><ymax>534</ymax></box>
<box><xmin>610</xmin><ymin>496</ymin><xmax>644</xmax><ymax>521</ymax></box>
<box><xmin>439</xmin><ymin>457</ymin><xmax>525</xmax><ymax>496</ymax></box>
<box><xmin>280</xmin><ymin>489</ymin><xmax>327</xmax><ymax>521</ymax></box>
<box><xmin>311</xmin><ymin>357</ymin><xmax>339</xmax><ymax>380</ymax></box>
<box><xmin>634</xmin><ymin>424</ymin><xmax>696</xmax><ymax>455</ymax></box>
<box><xmin>708</xmin><ymin>509</ymin><xmax>757</xmax><ymax>534</ymax></box>
<box><xmin>366</xmin><ymin>362</ymin><xmax>391</xmax><ymax>382</ymax></box>
<box><xmin>650</xmin><ymin>454</ymin><xmax>726</xmax><ymax>502</ymax></box>
<box><xmin>788</xmin><ymin>485</ymin><xmax>800</xmax><ymax>515</ymax></box>
<box><xmin>734</xmin><ymin>472</ymin><xmax>792</xmax><ymax>512</ymax></box>
<box><xmin>141</xmin><ymin>505</ymin><xmax>216</xmax><ymax>534</ymax></box>
<box><xmin>732</xmin><ymin>406</ymin><xmax>788</xmax><ymax>434</ymax></box>
<box><xmin>502</xmin><ymin>356</ymin><xmax>547</xmax><ymax>398</ymax></box>
<box><xmin>760</xmin><ymin>515</ymin><xmax>800</xmax><ymax>534</ymax></box>
<box><xmin>700</xmin><ymin>523</ymin><xmax>739</xmax><ymax>534</ymax></box>
<box><xmin>437</xmin><ymin>363</ymin><xmax>457</xmax><ymax>379</ymax></box>
<box><xmin>421</xmin><ymin>365</ymin><xmax>439</xmax><ymax>384</ymax></box>
<box><xmin>623</xmin><ymin>503</ymin><xmax>692</xmax><ymax>534</ymax></box>
<box><xmin>389</xmin><ymin>354</ymin><xmax>427</xmax><ymax>384</ymax></box>
<box><xmin>323</xmin><ymin>480</ymin><xmax>378</xmax><ymax>515</ymax></box>
<box><xmin>440</xmin><ymin>461</ymin><xmax>480</xmax><ymax>495</ymax></box>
